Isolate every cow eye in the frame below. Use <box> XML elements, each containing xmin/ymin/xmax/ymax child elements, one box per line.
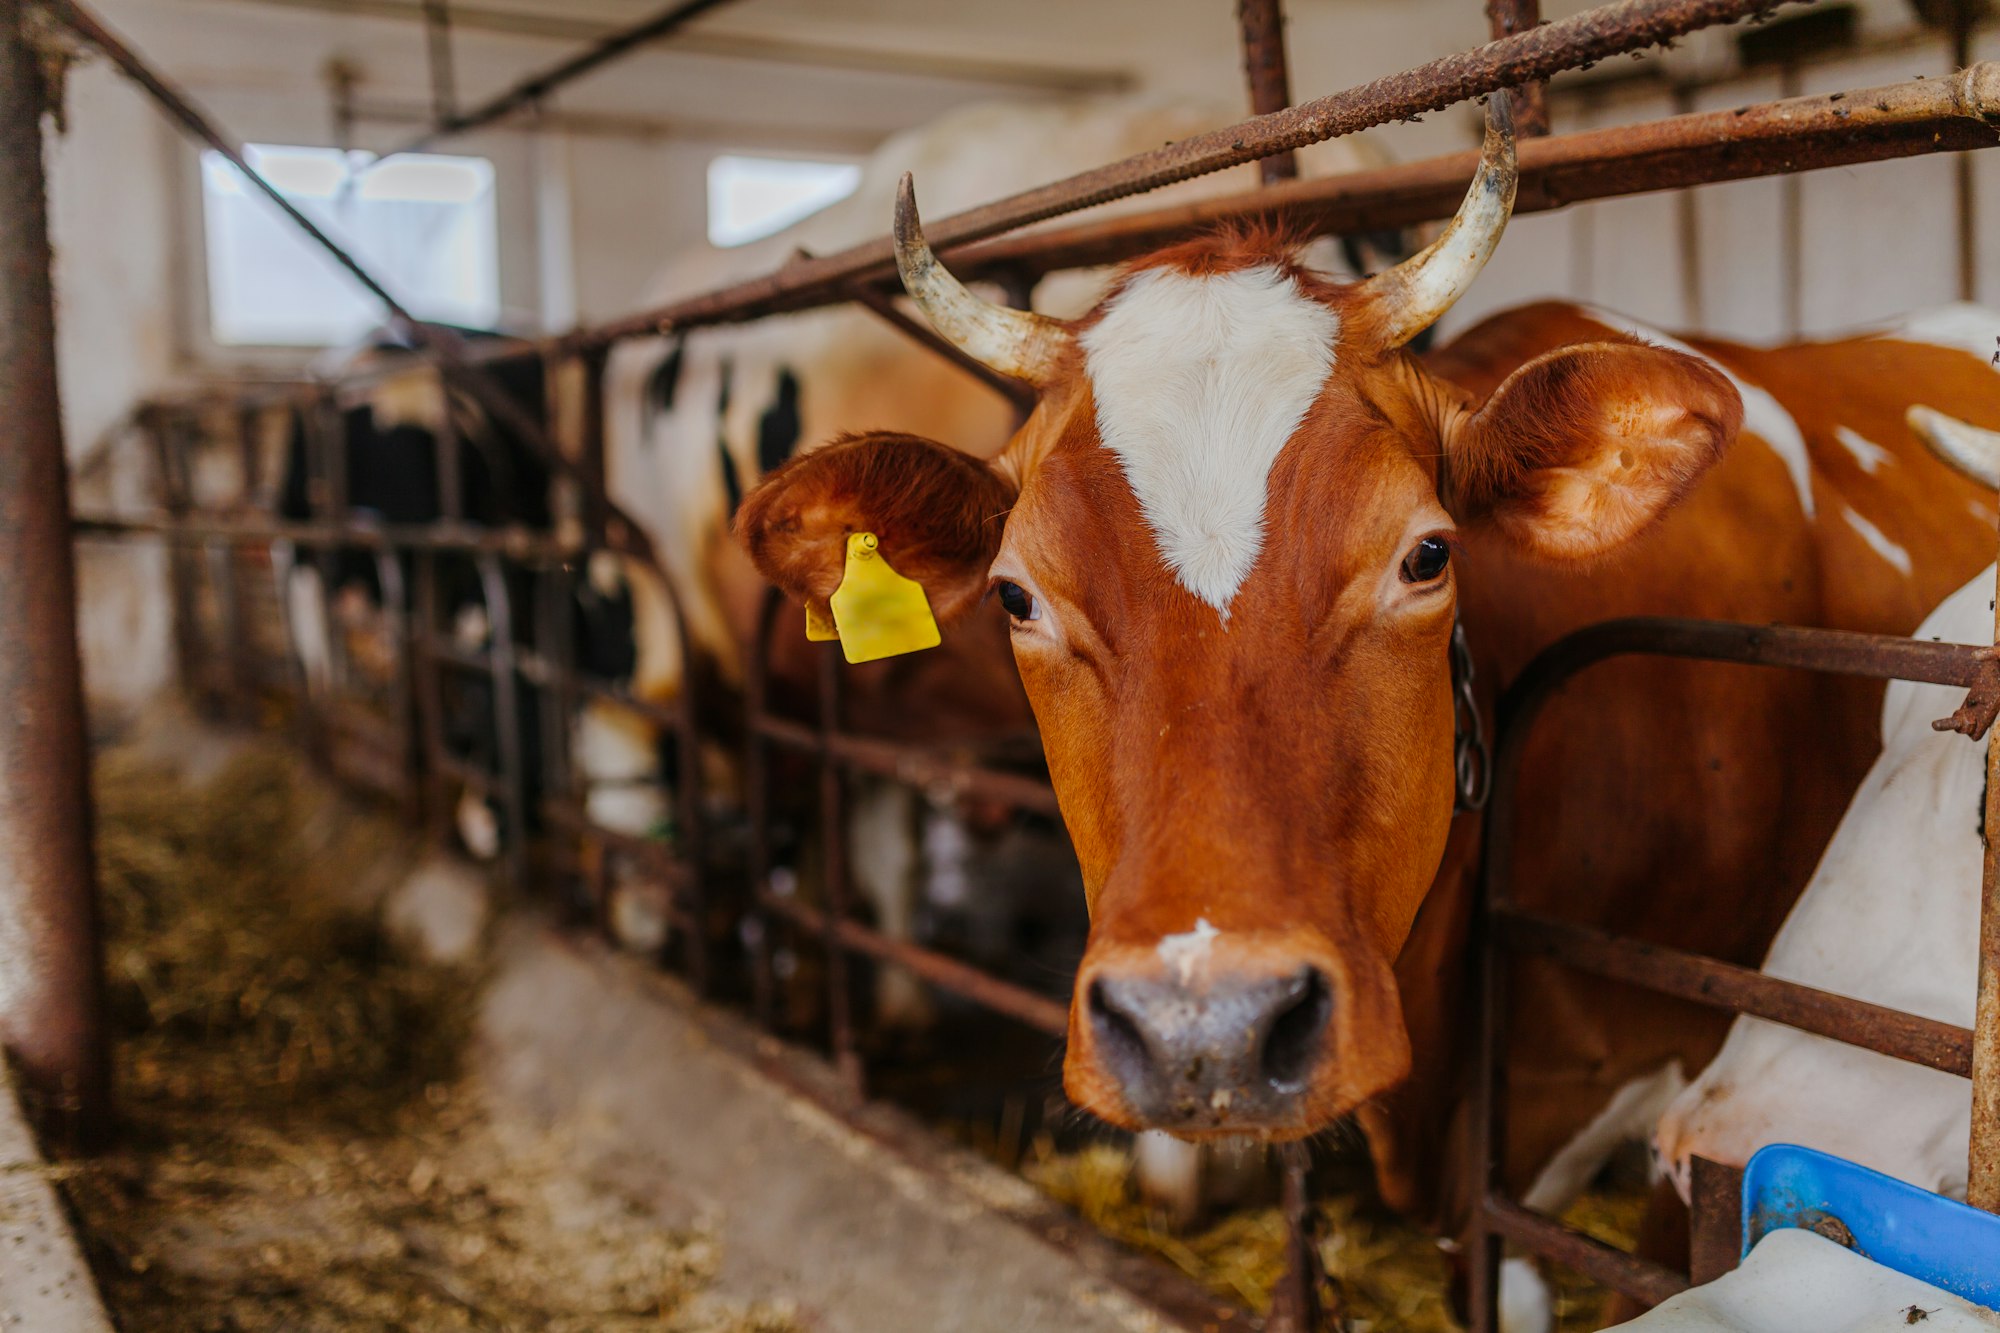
<box><xmin>1400</xmin><ymin>536</ymin><xmax>1451</xmax><ymax>584</ymax></box>
<box><xmin>995</xmin><ymin>580</ymin><xmax>1039</xmax><ymax>621</ymax></box>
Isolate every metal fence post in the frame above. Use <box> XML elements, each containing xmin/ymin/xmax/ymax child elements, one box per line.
<box><xmin>1237</xmin><ymin>0</ymin><xmax>1299</xmax><ymax>183</ymax></box>
<box><xmin>0</xmin><ymin>0</ymin><xmax>108</xmax><ymax>1148</ymax></box>
<box><xmin>1486</xmin><ymin>0</ymin><xmax>1552</xmax><ymax>135</ymax></box>
<box><xmin>477</xmin><ymin>553</ymin><xmax>529</xmax><ymax>890</ymax></box>
<box><xmin>818</xmin><ymin>647</ymin><xmax>862</xmax><ymax>1095</ymax></box>
<box><xmin>1969</xmin><ymin>564</ymin><xmax>2000</xmax><ymax>1210</ymax></box>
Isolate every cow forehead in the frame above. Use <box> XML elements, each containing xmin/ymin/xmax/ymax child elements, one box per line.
<box><xmin>1079</xmin><ymin>264</ymin><xmax>1340</xmax><ymax>615</ymax></box>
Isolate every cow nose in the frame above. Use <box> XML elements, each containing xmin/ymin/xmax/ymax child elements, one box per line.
<box><xmin>1085</xmin><ymin>955</ymin><xmax>1333</xmax><ymax>1129</ymax></box>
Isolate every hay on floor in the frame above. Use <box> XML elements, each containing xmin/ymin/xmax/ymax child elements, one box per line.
<box><xmin>1026</xmin><ymin>1140</ymin><xmax>1651</xmax><ymax>1333</ymax></box>
<box><xmin>66</xmin><ymin>741</ymin><xmax>798</xmax><ymax>1333</ymax></box>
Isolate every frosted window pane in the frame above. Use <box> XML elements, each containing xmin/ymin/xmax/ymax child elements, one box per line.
<box><xmin>707</xmin><ymin>154</ymin><xmax>861</xmax><ymax>248</ymax></box>
<box><xmin>202</xmin><ymin>144</ymin><xmax>499</xmax><ymax>347</ymax></box>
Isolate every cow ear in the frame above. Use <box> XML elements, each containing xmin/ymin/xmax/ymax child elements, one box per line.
<box><xmin>735</xmin><ymin>431</ymin><xmax>1015</xmax><ymax>624</ymax></box>
<box><xmin>1441</xmin><ymin>341</ymin><xmax>1742</xmax><ymax>561</ymax></box>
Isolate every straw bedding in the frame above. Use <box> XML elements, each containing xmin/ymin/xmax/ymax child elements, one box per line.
<box><xmin>1027</xmin><ymin>1139</ymin><xmax>1649</xmax><ymax>1331</ymax></box>
<box><xmin>63</xmin><ymin>741</ymin><xmax>797</xmax><ymax>1333</ymax></box>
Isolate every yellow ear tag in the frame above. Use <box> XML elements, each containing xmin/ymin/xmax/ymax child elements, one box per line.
<box><xmin>828</xmin><ymin>532</ymin><xmax>940</xmax><ymax>664</ymax></box>
<box><xmin>804</xmin><ymin>600</ymin><xmax>839</xmax><ymax>641</ymax></box>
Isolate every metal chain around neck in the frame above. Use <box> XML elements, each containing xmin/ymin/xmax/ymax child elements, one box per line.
<box><xmin>1451</xmin><ymin>617</ymin><xmax>1490</xmax><ymax>812</ymax></box>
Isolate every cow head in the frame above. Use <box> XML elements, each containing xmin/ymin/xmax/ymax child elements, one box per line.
<box><xmin>737</xmin><ymin>95</ymin><xmax>1742</xmax><ymax>1140</ymax></box>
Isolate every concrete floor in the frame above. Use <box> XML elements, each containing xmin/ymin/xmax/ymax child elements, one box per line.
<box><xmin>472</xmin><ymin>910</ymin><xmax>1232</xmax><ymax>1333</ymax></box>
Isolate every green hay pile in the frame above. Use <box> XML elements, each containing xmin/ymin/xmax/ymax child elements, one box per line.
<box><xmin>64</xmin><ymin>742</ymin><xmax>798</xmax><ymax>1333</ymax></box>
<box><xmin>1027</xmin><ymin>1141</ymin><xmax>1650</xmax><ymax>1332</ymax></box>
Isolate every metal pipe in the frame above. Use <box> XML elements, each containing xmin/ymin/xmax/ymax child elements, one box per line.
<box><xmin>1500</xmin><ymin>909</ymin><xmax>1974</xmax><ymax>1074</ymax></box>
<box><xmin>1237</xmin><ymin>0</ymin><xmax>1299</xmax><ymax>184</ymax></box>
<box><xmin>1266</xmin><ymin>1141</ymin><xmax>1333</xmax><ymax>1332</ymax></box>
<box><xmin>1485</xmin><ymin>1197</ymin><xmax>1690</xmax><ymax>1306</ymax></box>
<box><xmin>946</xmin><ymin>65</ymin><xmax>2000</xmax><ymax>287</ymax></box>
<box><xmin>1973</xmin><ymin>570</ymin><xmax>2000</xmax><ymax>1209</ymax></box>
<box><xmin>753</xmin><ymin>715</ymin><xmax>1062</xmax><ymax>817</ymax></box>
<box><xmin>1688</xmin><ymin>1156</ymin><xmax>1744</xmax><ymax>1283</ymax></box>
<box><xmin>757</xmin><ymin>891</ymin><xmax>1069</xmax><ymax>1036</ymax></box>
<box><xmin>477</xmin><ymin>553</ymin><xmax>530</xmax><ymax>888</ymax></box>
<box><xmin>580</xmin><ymin>0</ymin><xmax>1816</xmax><ymax>345</ymax></box>
<box><xmin>817</xmin><ymin>649</ymin><xmax>862</xmax><ymax>1095</ymax></box>
<box><xmin>74</xmin><ymin>511</ymin><xmax>590</xmax><ymax>558</ymax></box>
<box><xmin>745</xmin><ymin>589</ymin><xmax>782</xmax><ymax>1028</ymax></box>
<box><xmin>1473</xmin><ymin>615</ymin><xmax>2000</xmax><ymax>1325</ymax></box>
<box><xmin>0</xmin><ymin>0</ymin><xmax>108</xmax><ymax>1148</ymax></box>
<box><xmin>1487</xmin><ymin>0</ymin><xmax>1552</xmax><ymax>134</ymax></box>
<box><xmin>378</xmin><ymin>0</ymin><xmax>740</xmax><ymax>162</ymax></box>
<box><xmin>420</xmin><ymin>0</ymin><xmax>457</xmax><ymax>124</ymax></box>
<box><xmin>411</xmin><ymin>551</ymin><xmax>452</xmax><ymax>839</ymax></box>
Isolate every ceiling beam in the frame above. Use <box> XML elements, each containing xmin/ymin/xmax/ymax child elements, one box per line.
<box><xmin>204</xmin><ymin>0</ymin><xmax>1131</xmax><ymax>94</ymax></box>
<box><xmin>347</xmin><ymin>94</ymin><xmax>886</xmax><ymax>154</ymax></box>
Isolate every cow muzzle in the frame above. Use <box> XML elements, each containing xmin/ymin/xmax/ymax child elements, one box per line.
<box><xmin>1070</xmin><ymin>930</ymin><xmax>1342</xmax><ymax>1136</ymax></box>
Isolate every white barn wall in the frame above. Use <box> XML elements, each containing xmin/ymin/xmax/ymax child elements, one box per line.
<box><xmin>45</xmin><ymin>62</ymin><xmax>181</xmax><ymax>716</ymax></box>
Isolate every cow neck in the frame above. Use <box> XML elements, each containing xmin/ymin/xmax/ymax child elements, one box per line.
<box><xmin>1450</xmin><ymin>616</ymin><xmax>1489</xmax><ymax>813</ymax></box>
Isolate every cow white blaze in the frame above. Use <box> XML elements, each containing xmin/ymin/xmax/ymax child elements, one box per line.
<box><xmin>1082</xmin><ymin>265</ymin><xmax>1339</xmax><ymax>613</ymax></box>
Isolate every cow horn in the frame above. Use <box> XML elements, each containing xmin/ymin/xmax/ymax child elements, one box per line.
<box><xmin>1910</xmin><ymin>405</ymin><xmax>2000</xmax><ymax>488</ymax></box>
<box><xmin>1360</xmin><ymin>90</ymin><xmax>1519</xmax><ymax>349</ymax></box>
<box><xmin>893</xmin><ymin>174</ymin><xmax>1070</xmax><ymax>386</ymax></box>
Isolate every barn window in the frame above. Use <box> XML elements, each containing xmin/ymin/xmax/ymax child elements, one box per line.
<box><xmin>200</xmin><ymin>144</ymin><xmax>500</xmax><ymax>347</ymax></box>
<box><xmin>706</xmin><ymin>154</ymin><xmax>862</xmax><ymax>248</ymax></box>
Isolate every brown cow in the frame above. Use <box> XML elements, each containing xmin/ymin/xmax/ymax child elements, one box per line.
<box><xmin>736</xmin><ymin>91</ymin><xmax>2000</xmax><ymax>1265</ymax></box>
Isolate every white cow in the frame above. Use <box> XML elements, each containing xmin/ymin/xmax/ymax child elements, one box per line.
<box><xmin>1654</xmin><ymin>405</ymin><xmax>2000</xmax><ymax>1200</ymax></box>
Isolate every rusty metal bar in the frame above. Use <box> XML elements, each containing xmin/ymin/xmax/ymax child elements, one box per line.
<box><xmin>1500</xmin><ymin>909</ymin><xmax>1975</xmax><ymax>1074</ymax></box>
<box><xmin>1487</xmin><ymin>0</ymin><xmax>1552</xmax><ymax>134</ymax></box>
<box><xmin>420</xmin><ymin>0</ymin><xmax>457</xmax><ymax>124</ymax></box>
<box><xmin>147</xmin><ymin>415</ymin><xmax>205</xmax><ymax>707</ymax></box>
<box><xmin>745</xmin><ymin>591</ymin><xmax>782</xmax><ymax>1027</ymax></box>
<box><xmin>950</xmin><ymin>66</ymin><xmax>2000</xmax><ymax>286</ymax></box>
<box><xmin>377</xmin><ymin>0</ymin><xmax>740</xmax><ymax>162</ymax></box>
<box><xmin>1688</xmin><ymin>1156</ymin><xmax>1744</xmax><ymax>1284</ymax></box>
<box><xmin>476</xmin><ymin>554</ymin><xmax>529</xmax><ymax>887</ymax></box>
<box><xmin>1950</xmin><ymin>6</ymin><xmax>1978</xmax><ymax>303</ymax></box>
<box><xmin>1974</xmin><ymin>569</ymin><xmax>2000</xmax><ymax>1208</ymax></box>
<box><xmin>758</xmin><ymin>891</ymin><xmax>1069</xmax><ymax>1037</ymax></box>
<box><xmin>0</xmin><ymin>0</ymin><xmax>107</xmax><ymax>1148</ymax></box>
<box><xmin>1474</xmin><ymin>616</ymin><xmax>2000</xmax><ymax>1325</ymax></box>
<box><xmin>74</xmin><ymin>511</ymin><xmax>587</xmax><ymax>558</ymax></box>
<box><xmin>1237</xmin><ymin>0</ymin><xmax>1299</xmax><ymax>184</ymax></box>
<box><xmin>1266</xmin><ymin>1141</ymin><xmax>1333</xmax><ymax>1332</ymax></box>
<box><xmin>204</xmin><ymin>539</ymin><xmax>250</xmax><ymax>715</ymax></box>
<box><xmin>1485</xmin><ymin>1197</ymin><xmax>1690</xmax><ymax>1306</ymax></box>
<box><xmin>754</xmin><ymin>715</ymin><xmax>1063</xmax><ymax>817</ymax></box>
<box><xmin>411</xmin><ymin>552</ymin><xmax>452</xmax><ymax>840</ymax></box>
<box><xmin>374</xmin><ymin>549</ymin><xmax>416</xmax><ymax>787</ymax></box>
<box><xmin>581</xmin><ymin>0</ymin><xmax>1815</xmax><ymax>346</ymax></box>
<box><xmin>817</xmin><ymin>649</ymin><xmax>862</xmax><ymax>1094</ymax></box>
<box><xmin>577</xmin><ymin>346</ymin><xmax>611</xmax><ymax>544</ymax></box>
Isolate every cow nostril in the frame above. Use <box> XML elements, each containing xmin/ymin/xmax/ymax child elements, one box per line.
<box><xmin>1260</xmin><ymin>967</ymin><xmax>1332</xmax><ymax>1091</ymax></box>
<box><xmin>1088</xmin><ymin>978</ymin><xmax>1153</xmax><ymax>1084</ymax></box>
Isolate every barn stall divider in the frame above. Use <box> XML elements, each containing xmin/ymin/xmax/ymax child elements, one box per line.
<box><xmin>10</xmin><ymin>0</ymin><xmax>1998</xmax><ymax>1326</ymax></box>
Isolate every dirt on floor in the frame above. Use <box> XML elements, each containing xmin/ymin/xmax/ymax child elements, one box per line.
<box><xmin>62</xmin><ymin>740</ymin><xmax>799</xmax><ymax>1333</ymax></box>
